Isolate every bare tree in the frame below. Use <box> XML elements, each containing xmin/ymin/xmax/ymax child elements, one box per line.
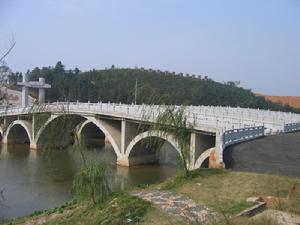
<box><xmin>0</xmin><ymin>37</ymin><xmax>16</xmax><ymax>63</ymax></box>
<box><xmin>0</xmin><ymin>36</ymin><xmax>16</xmax><ymax>106</ymax></box>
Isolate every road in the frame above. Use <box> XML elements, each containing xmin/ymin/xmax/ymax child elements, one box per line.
<box><xmin>224</xmin><ymin>132</ymin><xmax>300</xmax><ymax>178</ymax></box>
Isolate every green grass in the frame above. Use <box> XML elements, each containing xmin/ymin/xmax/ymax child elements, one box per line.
<box><xmin>7</xmin><ymin>169</ymin><xmax>300</xmax><ymax>225</ymax></box>
<box><xmin>8</xmin><ymin>192</ymin><xmax>183</xmax><ymax>225</ymax></box>
<box><xmin>144</xmin><ymin>169</ymin><xmax>300</xmax><ymax>215</ymax></box>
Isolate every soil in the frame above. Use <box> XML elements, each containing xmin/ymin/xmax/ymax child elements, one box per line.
<box><xmin>256</xmin><ymin>93</ymin><xmax>300</xmax><ymax>109</ymax></box>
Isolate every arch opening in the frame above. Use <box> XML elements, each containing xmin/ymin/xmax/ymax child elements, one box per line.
<box><xmin>36</xmin><ymin>115</ymin><xmax>85</xmax><ymax>149</ymax></box>
<box><xmin>128</xmin><ymin>136</ymin><xmax>181</xmax><ymax>167</ymax></box>
<box><xmin>35</xmin><ymin>114</ymin><xmax>121</xmax><ymax>158</ymax></box>
<box><xmin>7</xmin><ymin>124</ymin><xmax>31</xmax><ymax>145</ymax></box>
<box><xmin>79</xmin><ymin>122</ymin><xmax>106</xmax><ymax>148</ymax></box>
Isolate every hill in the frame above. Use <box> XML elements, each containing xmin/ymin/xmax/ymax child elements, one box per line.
<box><xmin>8</xmin><ymin>62</ymin><xmax>299</xmax><ymax>113</ymax></box>
<box><xmin>256</xmin><ymin>93</ymin><xmax>300</xmax><ymax>109</ymax></box>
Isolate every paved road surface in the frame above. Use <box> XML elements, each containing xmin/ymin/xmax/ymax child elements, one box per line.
<box><xmin>224</xmin><ymin>132</ymin><xmax>300</xmax><ymax>178</ymax></box>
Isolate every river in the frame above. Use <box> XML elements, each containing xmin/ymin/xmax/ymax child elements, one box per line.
<box><xmin>0</xmin><ymin>143</ymin><xmax>179</xmax><ymax>223</ymax></box>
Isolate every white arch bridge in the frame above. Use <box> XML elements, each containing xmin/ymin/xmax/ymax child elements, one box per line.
<box><xmin>0</xmin><ymin>102</ymin><xmax>299</xmax><ymax>170</ymax></box>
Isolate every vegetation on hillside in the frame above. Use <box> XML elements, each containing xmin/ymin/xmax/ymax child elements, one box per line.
<box><xmin>8</xmin><ymin>62</ymin><xmax>299</xmax><ymax>112</ymax></box>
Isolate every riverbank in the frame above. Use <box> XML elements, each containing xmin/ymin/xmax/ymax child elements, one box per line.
<box><xmin>6</xmin><ymin>169</ymin><xmax>300</xmax><ymax>225</ymax></box>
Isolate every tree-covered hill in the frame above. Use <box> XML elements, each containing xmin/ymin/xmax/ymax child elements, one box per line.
<box><xmin>8</xmin><ymin>62</ymin><xmax>299</xmax><ymax>112</ymax></box>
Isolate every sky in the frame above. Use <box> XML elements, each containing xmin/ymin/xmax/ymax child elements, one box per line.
<box><xmin>0</xmin><ymin>0</ymin><xmax>300</xmax><ymax>96</ymax></box>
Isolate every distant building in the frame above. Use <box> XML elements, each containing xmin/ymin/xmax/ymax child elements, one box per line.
<box><xmin>0</xmin><ymin>87</ymin><xmax>35</xmax><ymax>106</ymax></box>
<box><xmin>0</xmin><ymin>64</ymin><xmax>12</xmax><ymax>84</ymax></box>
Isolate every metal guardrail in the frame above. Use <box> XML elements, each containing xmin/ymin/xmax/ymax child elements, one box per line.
<box><xmin>284</xmin><ymin>122</ymin><xmax>300</xmax><ymax>133</ymax></box>
<box><xmin>223</xmin><ymin>126</ymin><xmax>265</xmax><ymax>147</ymax></box>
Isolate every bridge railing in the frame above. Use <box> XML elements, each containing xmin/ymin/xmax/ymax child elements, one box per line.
<box><xmin>284</xmin><ymin>122</ymin><xmax>300</xmax><ymax>133</ymax></box>
<box><xmin>222</xmin><ymin>126</ymin><xmax>265</xmax><ymax>148</ymax></box>
<box><xmin>0</xmin><ymin>102</ymin><xmax>299</xmax><ymax>134</ymax></box>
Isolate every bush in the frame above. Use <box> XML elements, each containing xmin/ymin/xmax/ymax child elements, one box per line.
<box><xmin>72</xmin><ymin>160</ymin><xmax>111</xmax><ymax>204</ymax></box>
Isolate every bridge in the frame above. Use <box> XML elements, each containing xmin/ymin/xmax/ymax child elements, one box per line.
<box><xmin>1</xmin><ymin>101</ymin><xmax>299</xmax><ymax>170</ymax></box>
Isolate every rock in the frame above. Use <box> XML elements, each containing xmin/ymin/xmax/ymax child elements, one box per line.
<box><xmin>259</xmin><ymin>196</ymin><xmax>286</xmax><ymax>208</ymax></box>
<box><xmin>237</xmin><ymin>202</ymin><xmax>266</xmax><ymax>217</ymax></box>
<box><xmin>253</xmin><ymin>209</ymin><xmax>300</xmax><ymax>225</ymax></box>
<box><xmin>130</xmin><ymin>190</ymin><xmax>217</xmax><ymax>224</ymax></box>
<box><xmin>246</xmin><ymin>197</ymin><xmax>260</xmax><ymax>203</ymax></box>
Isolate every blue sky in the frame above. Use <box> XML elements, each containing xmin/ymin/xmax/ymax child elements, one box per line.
<box><xmin>1</xmin><ymin>0</ymin><xmax>300</xmax><ymax>95</ymax></box>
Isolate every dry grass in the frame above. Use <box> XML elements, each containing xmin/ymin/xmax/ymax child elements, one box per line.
<box><xmin>146</xmin><ymin>169</ymin><xmax>300</xmax><ymax>215</ymax></box>
<box><xmin>218</xmin><ymin>214</ymin><xmax>279</xmax><ymax>225</ymax></box>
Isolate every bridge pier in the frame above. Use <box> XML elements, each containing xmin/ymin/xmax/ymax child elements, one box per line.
<box><xmin>2</xmin><ymin>136</ymin><xmax>8</xmax><ymax>144</ymax></box>
<box><xmin>117</xmin><ymin>154</ymin><xmax>159</xmax><ymax>167</ymax></box>
<box><xmin>30</xmin><ymin>142</ymin><xmax>38</xmax><ymax>150</ymax></box>
<box><xmin>189</xmin><ymin>132</ymin><xmax>223</xmax><ymax>169</ymax></box>
<box><xmin>117</xmin><ymin>155</ymin><xmax>130</xmax><ymax>167</ymax></box>
<box><xmin>206</xmin><ymin>132</ymin><xmax>224</xmax><ymax>169</ymax></box>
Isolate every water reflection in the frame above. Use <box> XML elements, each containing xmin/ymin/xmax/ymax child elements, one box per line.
<box><xmin>0</xmin><ymin>143</ymin><xmax>179</xmax><ymax>222</ymax></box>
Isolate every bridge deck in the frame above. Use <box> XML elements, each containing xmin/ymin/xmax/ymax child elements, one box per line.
<box><xmin>1</xmin><ymin>102</ymin><xmax>299</xmax><ymax>134</ymax></box>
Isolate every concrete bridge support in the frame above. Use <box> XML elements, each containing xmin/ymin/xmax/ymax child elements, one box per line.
<box><xmin>120</xmin><ymin>130</ymin><xmax>182</xmax><ymax>167</ymax></box>
<box><xmin>117</xmin><ymin>120</ymin><xmax>141</xmax><ymax>166</ymax></box>
<box><xmin>189</xmin><ymin>132</ymin><xmax>225</xmax><ymax>169</ymax></box>
<box><xmin>0</xmin><ymin>113</ymin><xmax>222</xmax><ymax>170</ymax></box>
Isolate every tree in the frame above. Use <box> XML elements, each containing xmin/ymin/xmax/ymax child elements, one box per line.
<box><xmin>0</xmin><ymin>37</ymin><xmax>16</xmax><ymax>105</ymax></box>
<box><xmin>0</xmin><ymin>38</ymin><xmax>16</xmax><ymax>63</ymax></box>
<box><xmin>142</xmin><ymin>105</ymin><xmax>192</xmax><ymax>177</ymax></box>
<box><xmin>10</xmin><ymin>64</ymin><xmax>299</xmax><ymax>113</ymax></box>
<box><xmin>54</xmin><ymin>61</ymin><xmax>65</xmax><ymax>73</ymax></box>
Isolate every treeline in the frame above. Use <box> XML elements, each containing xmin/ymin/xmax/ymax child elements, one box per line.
<box><xmin>8</xmin><ymin>62</ymin><xmax>299</xmax><ymax>112</ymax></box>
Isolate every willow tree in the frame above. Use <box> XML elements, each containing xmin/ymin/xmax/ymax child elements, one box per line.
<box><xmin>0</xmin><ymin>38</ymin><xmax>16</xmax><ymax>63</ymax></box>
<box><xmin>142</xmin><ymin>105</ymin><xmax>192</xmax><ymax>177</ymax></box>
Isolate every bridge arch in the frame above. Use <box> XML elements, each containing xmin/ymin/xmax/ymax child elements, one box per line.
<box><xmin>193</xmin><ymin>147</ymin><xmax>215</xmax><ymax>169</ymax></box>
<box><xmin>34</xmin><ymin>114</ymin><xmax>121</xmax><ymax>157</ymax></box>
<box><xmin>4</xmin><ymin>120</ymin><xmax>33</xmax><ymax>144</ymax></box>
<box><xmin>125</xmin><ymin>130</ymin><xmax>182</xmax><ymax>157</ymax></box>
<box><xmin>75</xmin><ymin>120</ymin><xmax>105</xmax><ymax>147</ymax></box>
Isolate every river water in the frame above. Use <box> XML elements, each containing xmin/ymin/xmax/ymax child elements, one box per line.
<box><xmin>0</xmin><ymin>143</ymin><xmax>179</xmax><ymax>223</ymax></box>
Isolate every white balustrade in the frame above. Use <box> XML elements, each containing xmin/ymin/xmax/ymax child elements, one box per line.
<box><xmin>0</xmin><ymin>102</ymin><xmax>299</xmax><ymax>140</ymax></box>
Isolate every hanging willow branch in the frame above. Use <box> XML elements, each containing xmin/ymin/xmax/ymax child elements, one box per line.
<box><xmin>142</xmin><ymin>104</ymin><xmax>193</xmax><ymax>177</ymax></box>
<box><xmin>0</xmin><ymin>39</ymin><xmax>16</xmax><ymax>63</ymax></box>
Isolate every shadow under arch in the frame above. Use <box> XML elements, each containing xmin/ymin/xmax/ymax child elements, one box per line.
<box><xmin>34</xmin><ymin>114</ymin><xmax>121</xmax><ymax>157</ymax></box>
<box><xmin>5</xmin><ymin>120</ymin><xmax>33</xmax><ymax>145</ymax></box>
<box><xmin>193</xmin><ymin>147</ymin><xmax>215</xmax><ymax>169</ymax></box>
<box><xmin>125</xmin><ymin>130</ymin><xmax>183</xmax><ymax>166</ymax></box>
<box><xmin>76</xmin><ymin>120</ymin><xmax>106</xmax><ymax>148</ymax></box>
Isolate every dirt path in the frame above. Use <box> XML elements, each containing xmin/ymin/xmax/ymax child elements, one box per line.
<box><xmin>130</xmin><ymin>190</ymin><xmax>216</xmax><ymax>224</ymax></box>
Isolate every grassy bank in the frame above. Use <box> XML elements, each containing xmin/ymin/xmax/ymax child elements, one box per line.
<box><xmin>7</xmin><ymin>169</ymin><xmax>300</xmax><ymax>225</ymax></box>
<box><xmin>147</xmin><ymin>169</ymin><xmax>300</xmax><ymax>215</ymax></box>
<box><xmin>7</xmin><ymin>193</ymin><xmax>181</xmax><ymax>225</ymax></box>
